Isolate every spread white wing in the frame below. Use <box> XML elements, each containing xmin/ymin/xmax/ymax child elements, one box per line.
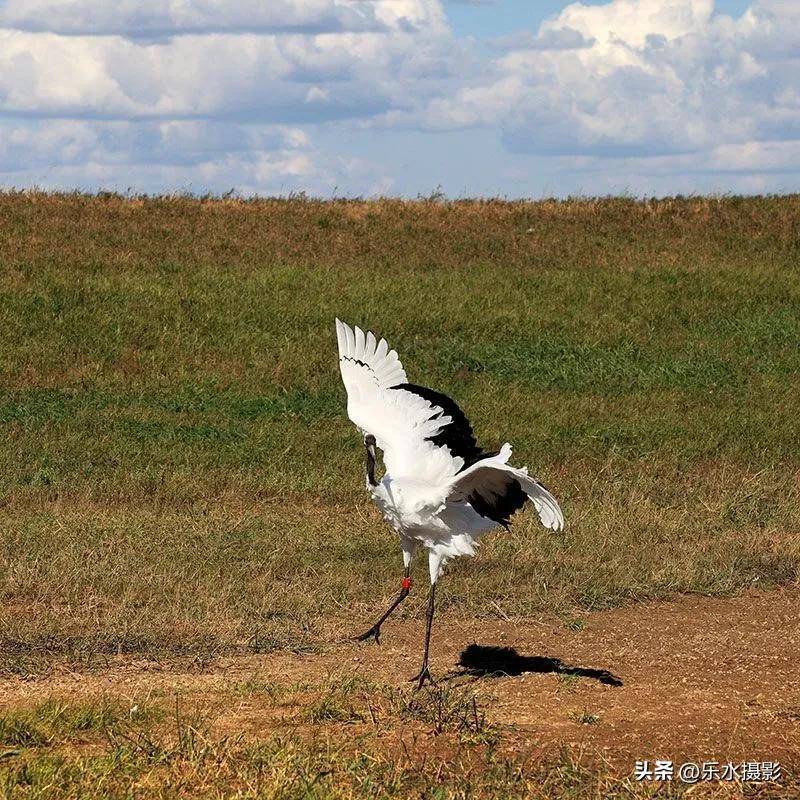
<box><xmin>445</xmin><ymin>444</ymin><xmax>565</xmax><ymax>531</ymax></box>
<box><xmin>335</xmin><ymin>319</ymin><xmax>465</xmax><ymax>481</ymax></box>
<box><xmin>335</xmin><ymin>320</ymin><xmax>565</xmax><ymax>531</ymax></box>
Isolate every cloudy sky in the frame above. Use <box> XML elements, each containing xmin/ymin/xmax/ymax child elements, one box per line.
<box><xmin>1</xmin><ymin>0</ymin><xmax>798</xmax><ymax>197</ymax></box>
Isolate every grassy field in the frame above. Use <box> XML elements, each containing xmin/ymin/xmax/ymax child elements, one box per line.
<box><xmin>4</xmin><ymin>681</ymin><xmax>796</xmax><ymax>800</ymax></box>
<box><xmin>0</xmin><ymin>688</ymin><xmax>758</xmax><ymax>800</ymax></box>
<box><xmin>1</xmin><ymin>192</ymin><xmax>799</xmax><ymax>797</ymax></box>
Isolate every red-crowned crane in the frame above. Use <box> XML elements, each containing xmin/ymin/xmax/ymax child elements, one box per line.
<box><xmin>335</xmin><ymin>319</ymin><xmax>564</xmax><ymax>688</ymax></box>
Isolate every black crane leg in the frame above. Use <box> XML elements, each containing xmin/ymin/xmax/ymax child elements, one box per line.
<box><xmin>353</xmin><ymin>566</ymin><xmax>412</xmax><ymax>644</ymax></box>
<box><xmin>409</xmin><ymin>581</ymin><xmax>436</xmax><ymax>690</ymax></box>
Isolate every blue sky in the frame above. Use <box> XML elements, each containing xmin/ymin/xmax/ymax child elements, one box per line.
<box><xmin>447</xmin><ymin>0</ymin><xmax>753</xmax><ymax>38</ymax></box>
<box><xmin>448</xmin><ymin>0</ymin><xmax>595</xmax><ymax>38</ymax></box>
<box><xmin>0</xmin><ymin>0</ymin><xmax>797</xmax><ymax>198</ymax></box>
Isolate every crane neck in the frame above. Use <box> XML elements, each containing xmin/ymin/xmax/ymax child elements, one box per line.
<box><xmin>365</xmin><ymin>446</ymin><xmax>378</xmax><ymax>487</ymax></box>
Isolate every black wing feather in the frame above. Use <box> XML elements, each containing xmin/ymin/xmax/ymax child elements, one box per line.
<box><xmin>468</xmin><ymin>478</ymin><xmax>528</xmax><ymax>529</ymax></box>
<box><xmin>391</xmin><ymin>382</ymin><xmax>529</xmax><ymax>527</ymax></box>
<box><xmin>391</xmin><ymin>383</ymin><xmax>485</xmax><ymax>467</ymax></box>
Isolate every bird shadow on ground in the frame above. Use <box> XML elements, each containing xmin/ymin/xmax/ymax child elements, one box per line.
<box><xmin>450</xmin><ymin>643</ymin><xmax>623</xmax><ymax>687</ymax></box>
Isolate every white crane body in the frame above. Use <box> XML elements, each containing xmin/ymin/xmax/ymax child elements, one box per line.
<box><xmin>335</xmin><ymin>318</ymin><xmax>565</xmax><ymax>685</ymax></box>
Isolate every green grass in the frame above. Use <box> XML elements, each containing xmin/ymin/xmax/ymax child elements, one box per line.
<box><xmin>569</xmin><ymin>709</ymin><xmax>602</xmax><ymax>726</ymax></box>
<box><xmin>0</xmin><ymin>699</ymin><xmax>156</xmax><ymax>749</ymax></box>
<box><xmin>0</xmin><ymin>739</ymin><xmax>657</xmax><ymax>800</ymax></box>
<box><xmin>0</xmin><ymin>734</ymin><xmax>650</xmax><ymax>800</ymax></box>
<box><xmin>1</xmin><ymin>192</ymin><xmax>799</xmax><ymax>658</ymax></box>
<box><xmin>0</xmin><ymin>684</ymin><xmax>798</xmax><ymax>800</ymax></box>
<box><xmin>4</xmin><ymin>692</ymin><xmax>785</xmax><ymax>799</ymax></box>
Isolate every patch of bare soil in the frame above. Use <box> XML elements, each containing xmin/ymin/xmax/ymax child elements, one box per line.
<box><xmin>2</xmin><ymin>588</ymin><xmax>799</xmax><ymax>771</ymax></box>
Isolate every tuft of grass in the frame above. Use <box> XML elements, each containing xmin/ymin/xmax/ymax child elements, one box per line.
<box><xmin>569</xmin><ymin>709</ymin><xmax>601</xmax><ymax>726</ymax></box>
<box><xmin>229</xmin><ymin>675</ymin><xmax>298</xmax><ymax>700</ymax></box>
<box><xmin>395</xmin><ymin>683</ymin><xmax>498</xmax><ymax>744</ymax></box>
<box><xmin>305</xmin><ymin>675</ymin><xmax>380</xmax><ymax>725</ymax></box>
<box><xmin>103</xmin><ymin>702</ymin><xmax>236</xmax><ymax>769</ymax></box>
<box><xmin>563</xmin><ymin>617</ymin><xmax>587</xmax><ymax>632</ymax></box>
<box><xmin>0</xmin><ymin>698</ymin><xmax>156</xmax><ymax>749</ymax></box>
<box><xmin>307</xmin><ymin>695</ymin><xmax>364</xmax><ymax>725</ymax></box>
<box><xmin>556</xmin><ymin>674</ymin><xmax>582</xmax><ymax>693</ymax></box>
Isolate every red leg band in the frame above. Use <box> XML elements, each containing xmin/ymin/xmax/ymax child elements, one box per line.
<box><xmin>401</xmin><ymin>577</ymin><xmax>412</xmax><ymax>591</ymax></box>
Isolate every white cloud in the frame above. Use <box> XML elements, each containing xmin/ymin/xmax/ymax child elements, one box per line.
<box><xmin>0</xmin><ymin>0</ymin><xmax>458</xmax><ymax>194</ymax></box>
<box><xmin>412</xmin><ymin>0</ymin><xmax>800</xmax><ymax>188</ymax></box>
<box><xmin>0</xmin><ymin>0</ymin><xmax>447</xmax><ymax>37</ymax></box>
<box><xmin>0</xmin><ymin>0</ymin><xmax>798</xmax><ymax>196</ymax></box>
<box><xmin>543</xmin><ymin>0</ymin><xmax>715</xmax><ymax>50</ymax></box>
<box><xmin>0</xmin><ymin>25</ymin><xmax>458</xmax><ymax>122</ymax></box>
<box><xmin>487</xmin><ymin>26</ymin><xmax>595</xmax><ymax>52</ymax></box>
<box><xmin>0</xmin><ymin>119</ymin><xmax>311</xmax><ymax>169</ymax></box>
<box><xmin>0</xmin><ymin>117</ymin><xmax>353</xmax><ymax>194</ymax></box>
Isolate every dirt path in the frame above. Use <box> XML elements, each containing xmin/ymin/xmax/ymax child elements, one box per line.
<box><xmin>3</xmin><ymin>587</ymin><xmax>799</xmax><ymax>769</ymax></box>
